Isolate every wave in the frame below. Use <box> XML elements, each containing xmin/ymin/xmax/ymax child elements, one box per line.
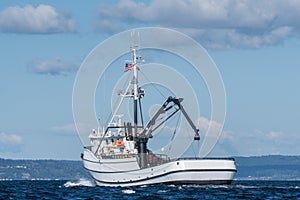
<box><xmin>63</xmin><ymin>179</ymin><xmax>95</xmax><ymax>187</ymax></box>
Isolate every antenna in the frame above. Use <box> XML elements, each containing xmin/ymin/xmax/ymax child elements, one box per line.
<box><xmin>137</xmin><ymin>31</ymin><xmax>141</xmax><ymax>49</ymax></box>
<box><xmin>131</xmin><ymin>31</ymin><xmax>134</xmax><ymax>47</ymax></box>
<box><xmin>130</xmin><ymin>31</ymin><xmax>140</xmax><ymax>51</ymax></box>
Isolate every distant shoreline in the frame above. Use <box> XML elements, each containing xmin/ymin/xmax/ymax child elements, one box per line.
<box><xmin>1</xmin><ymin>155</ymin><xmax>300</xmax><ymax>181</ymax></box>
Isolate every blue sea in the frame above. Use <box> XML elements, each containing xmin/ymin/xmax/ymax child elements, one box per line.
<box><xmin>0</xmin><ymin>180</ymin><xmax>299</xmax><ymax>199</ymax></box>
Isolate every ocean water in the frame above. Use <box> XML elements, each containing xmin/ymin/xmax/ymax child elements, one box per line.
<box><xmin>0</xmin><ymin>180</ymin><xmax>299</xmax><ymax>199</ymax></box>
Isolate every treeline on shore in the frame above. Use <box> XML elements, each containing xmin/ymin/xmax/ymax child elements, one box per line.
<box><xmin>1</xmin><ymin>155</ymin><xmax>299</xmax><ymax>180</ymax></box>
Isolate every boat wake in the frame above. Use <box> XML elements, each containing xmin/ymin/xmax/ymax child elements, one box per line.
<box><xmin>63</xmin><ymin>179</ymin><xmax>95</xmax><ymax>187</ymax></box>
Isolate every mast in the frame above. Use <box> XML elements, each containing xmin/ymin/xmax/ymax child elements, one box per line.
<box><xmin>132</xmin><ymin>47</ymin><xmax>139</xmax><ymax>137</ymax></box>
<box><xmin>131</xmin><ymin>45</ymin><xmax>148</xmax><ymax>169</ymax></box>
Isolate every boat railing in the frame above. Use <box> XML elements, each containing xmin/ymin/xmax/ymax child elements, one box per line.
<box><xmin>101</xmin><ymin>154</ymin><xmax>137</xmax><ymax>159</ymax></box>
<box><xmin>101</xmin><ymin>145</ymin><xmax>124</xmax><ymax>154</ymax></box>
<box><xmin>147</xmin><ymin>153</ymin><xmax>170</xmax><ymax>167</ymax></box>
<box><xmin>99</xmin><ymin>145</ymin><xmax>138</xmax><ymax>159</ymax></box>
<box><xmin>175</xmin><ymin>157</ymin><xmax>235</xmax><ymax>161</ymax></box>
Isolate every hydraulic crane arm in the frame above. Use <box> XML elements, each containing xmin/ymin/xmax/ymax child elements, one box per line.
<box><xmin>140</xmin><ymin>96</ymin><xmax>200</xmax><ymax>140</ymax></box>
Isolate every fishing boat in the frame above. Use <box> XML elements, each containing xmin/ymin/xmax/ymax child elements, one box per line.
<box><xmin>81</xmin><ymin>45</ymin><xmax>236</xmax><ymax>187</ymax></box>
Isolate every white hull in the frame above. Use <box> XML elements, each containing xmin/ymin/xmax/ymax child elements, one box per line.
<box><xmin>80</xmin><ymin>45</ymin><xmax>237</xmax><ymax>187</ymax></box>
<box><xmin>82</xmin><ymin>148</ymin><xmax>236</xmax><ymax>187</ymax></box>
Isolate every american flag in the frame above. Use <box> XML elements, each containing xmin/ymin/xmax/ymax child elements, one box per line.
<box><xmin>124</xmin><ymin>63</ymin><xmax>132</xmax><ymax>72</ymax></box>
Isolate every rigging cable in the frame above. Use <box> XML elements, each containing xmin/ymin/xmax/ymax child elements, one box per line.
<box><xmin>96</xmin><ymin>69</ymin><xmax>133</xmax><ymax>154</ymax></box>
<box><xmin>167</xmin><ymin>112</ymin><xmax>181</xmax><ymax>154</ymax></box>
<box><xmin>140</xmin><ymin>69</ymin><xmax>166</xmax><ymax>99</ymax></box>
<box><xmin>185</xmin><ymin>120</ymin><xmax>200</xmax><ymax>158</ymax></box>
<box><xmin>105</xmin><ymin>69</ymin><xmax>132</xmax><ymax>127</ymax></box>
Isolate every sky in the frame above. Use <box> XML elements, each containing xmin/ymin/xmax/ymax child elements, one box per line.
<box><xmin>0</xmin><ymin>0</ymin><xmax>300</xmax><ymax>160</ymax></box>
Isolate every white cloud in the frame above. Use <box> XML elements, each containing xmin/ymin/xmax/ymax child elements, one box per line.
<box><xmin>196</xmin><ymin>117</ymin><xmax>223</xmax><ymax>137</ymax></box>
<box><xmin>212</xmin><ymin>128</ymin><xmax>300</xmax><ymax>156</ymax></box>
<box><xmin>195</xmin><ymin>117</ymin><xmax>225</xmax><ymax>156</ymax></box>
<box><xmin>96</xmin><ymin>0</ymin><xmax>300</xmax><ymax>49</ymax></box>
<box><xmin>51</xmin><ymin>123</ymin><xmax>94</xmax><ymax>135</ymax></box>
<box><xmin>266</xmin><ymin>130</ymin><xmax>282</xmax><ymax>139</ymax></box>
<box><xmin>0</xmin><ymin>132</ymin><xmax>22</xmax><ymax>145</ymax></box>
<box><xmin>193</xmin><ymin>116</ymin><xmax>300</xmax><ymax>156</ymax></box>
<box><xmin>94</xmin><ymin>19</ymin><xmax>124</xmax><ymax>34</ymax></box>
<box><xmin>0</xmin><ymin>4</ymin><xmax>75</xmax><ymax>34</ymax></box>
<box><xmin>29</xmin><ymin>58</ymin><xmax>77</xmax><ymax>76</ymax></box>
<box><xmin>180</xmin><ymin>26</ymin><xmax>293</xmax><ymax>49</ymax></box>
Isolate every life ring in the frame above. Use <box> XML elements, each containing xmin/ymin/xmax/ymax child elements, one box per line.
<box><xmin>116</xmin><ymin>140</ymin><xmax>124</xmax><ymax>146</ymax></box>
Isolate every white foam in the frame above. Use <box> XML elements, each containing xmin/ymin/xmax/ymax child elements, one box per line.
<box><xmin>63</xmin><ymin>179</ymin><xmax>95</xmax><ymax>187</ymax></box>
<box><xmin>122</xmin><ymin>189</ymin><xmax>136</xmax><ymax>194</ymax></box>
<box><xmin>157</xmin><ymin>190</ymin><xmax>168</xmax><ymax>193</ymax></box>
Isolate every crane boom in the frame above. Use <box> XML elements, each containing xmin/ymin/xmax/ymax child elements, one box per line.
<box><xmin>140</xmin><ymin>96</ymin><xmax>200</xmax><ymax>140</ymax></box>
